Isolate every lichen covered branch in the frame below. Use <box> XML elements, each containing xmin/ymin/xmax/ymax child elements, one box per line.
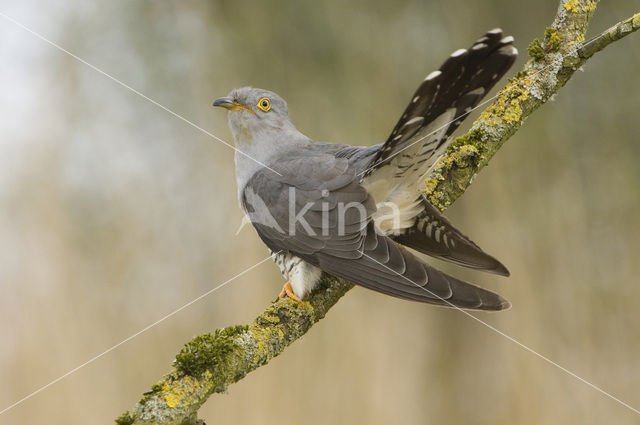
<box><xmin>116</xmin><ymin>277</ymin><xmax>353</xmax><ymax>425</ymax></box>
<box><xmin>116</xmin><ymin>2</ymin><xmax>639</xmax><ymax>424</ymax></box>
<box><xmin>425</xmin><ymin>2</ymin><xmax>637</xmax><ymax>211</ymax></box>
<box><xmin>579</xmin><ymin>12</ymin><xmax>640</xmax><ymax>59</ymax></box>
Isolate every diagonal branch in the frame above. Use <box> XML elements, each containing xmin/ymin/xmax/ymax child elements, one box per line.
<box><xmin>579</xmin><ymin>12</ymin><xmax>640</xmax><ymax>59</ymax></box>
<box><xmin>116</xmin><ymin>2</ymin><xmax>638</xmax><ymax>424</ymax></box>
<box><xmin>424</xmin><ymin>3</ymin><xmax>639</xmax><ymax>211</ymax></box>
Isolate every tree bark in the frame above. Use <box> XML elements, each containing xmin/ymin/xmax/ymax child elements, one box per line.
<box><xmin>116</xmin><ymin>2</ymin><xmax>639</xmax><ymax>424</ymax></box>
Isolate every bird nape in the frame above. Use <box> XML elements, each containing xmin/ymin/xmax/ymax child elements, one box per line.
<box><xmin>213</xmin><ymin>28</ymin><xmax>517</xmax><ymax>311</ymax></box>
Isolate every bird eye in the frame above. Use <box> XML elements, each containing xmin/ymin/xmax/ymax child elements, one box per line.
<box><xmin>257</xmin><ymin>97</ymin><xmax>271</xmax><ymax>112</ymax></box>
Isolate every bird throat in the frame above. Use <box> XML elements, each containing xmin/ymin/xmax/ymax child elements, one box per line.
<box><xmin>236</xmin><ymin>117</ymin><xmax>254</xmax><ymax>143</ymax></box>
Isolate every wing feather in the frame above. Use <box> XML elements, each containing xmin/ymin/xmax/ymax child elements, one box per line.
<box><xmin>392</xmin><ymin>196</ymin><xmax>510</xmax><ymax>276</ymax></box>
<box><xmin>363</xmin><ymin>29</ymin><xmax>517</xmax><ymax>183</ymax></box>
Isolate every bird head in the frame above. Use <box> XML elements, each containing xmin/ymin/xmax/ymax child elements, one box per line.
<box><xmin>213</xmin><ymin>87</ymin><xmax>292</xmax><ymax>143</ymax></box>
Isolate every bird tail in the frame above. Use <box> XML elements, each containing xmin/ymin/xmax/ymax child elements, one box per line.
<box><xmin>316</xmin><ymin>227</ymin><xmax>510</xmax><ymax>311</ymax></box>
<box><xmin>392</xmin><ymin>196</ymin><xmax>510</xmax><ymax>276</ymax></box>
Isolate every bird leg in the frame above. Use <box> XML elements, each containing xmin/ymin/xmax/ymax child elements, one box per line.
<box><xmin>279</xmin><ymin>281</ymin><xmax>303</xmax><ymax>303</ymax></box>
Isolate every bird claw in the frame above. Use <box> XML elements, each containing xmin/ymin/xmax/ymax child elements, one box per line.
<box><xmin>279</xmin><ymin>281</ymin><xmax>303</xmax><ymax>304</ymax></box>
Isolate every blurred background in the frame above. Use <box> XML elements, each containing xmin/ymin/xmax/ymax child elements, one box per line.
<box><xmin>1</xmin><ymin>1</ymin><xmax>639</xmax><ymax>424</ymax></box>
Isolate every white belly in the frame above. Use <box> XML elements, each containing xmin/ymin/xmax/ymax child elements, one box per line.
<box><xmin>270</xmin><ymin>251</ymin><xmax>323</xmax><ymax>298</ymax></box>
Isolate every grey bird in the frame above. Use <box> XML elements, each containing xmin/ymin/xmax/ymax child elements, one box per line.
<box><xmin>214</xmin><ymin>29</ymin><xmax>517</xmax><ymax>310</ymax></box>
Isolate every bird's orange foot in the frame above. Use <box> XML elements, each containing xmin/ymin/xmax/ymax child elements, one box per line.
<box><xmin>279</xmin><ymin>281</ymin><xmax>303</xmax><ymax>304</ymax></box>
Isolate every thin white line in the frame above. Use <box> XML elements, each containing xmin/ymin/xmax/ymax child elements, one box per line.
<box><xmin>358</xmin><ymin>30</ymin><xmax>612</xmax><ymax>178</ymax></box>
<box><xmin>3</xmin><ymin>8</ymin><xmax>632</xmax><ymax>414</ymax></box>
<box><xmin>0</xmin><ymin>254</ymin><xmax>275</xmax><ymax>416</ymax></box>
<box><xmin>359</xmin><ymin>251</ymin><xmax>640</xmax><ymax>415</ymax></box>
<box><xmin>0</xmin><ymin>11</ymin><xmax>282</xmax><ymax>177</ymax></box>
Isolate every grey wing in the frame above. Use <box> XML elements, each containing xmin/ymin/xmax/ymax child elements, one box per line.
<box><xmin>391</xmin><ymin>196</ymin><xmax>509</xmax><ymax>276</ymax></box>
<box><xmin>362</xmin><ymin>29</ymin><xmax>517</xmax><ymax>182</ymax></box>
<box><xmin>242</xmin><ymin>153</ymin><xmax>375</xmax><ymax>259</ymax></box>
<box><xmin>243</xmin><ymin>153</ymin><xmax>509</xmax><ymax>310</ymax></box>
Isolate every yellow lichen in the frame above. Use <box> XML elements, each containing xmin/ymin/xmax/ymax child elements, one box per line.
<box><xmin>541</xmin><ymin>27</ymin><xmax>562</xmax><ymax>52</ymax></box>
<box><xmin>259</xmin><ymin>312</ymin><xmax>281</xmax><ymax>324</ymax></box>
<box><xmin>502</xmin><ymin>101</ymin><xmax>524</xmax><ymax>123</ymax></box>
<box><xmin>564</xmin><ymin>0</ymin><xmax>597</xmax><ymax>14</ymax></box>
<box><xmin>582</xmin><ymin>0</ymin><xmax>597</xmax><ymax>14</ymax></box>
<box><xmin>249</xmin><ymin>323</ymin><xmax>286</xmax><ymax>364</ymax></box>
<box><xmin>563</xmin><ymin>0</ymin><xmax>580</xmax><ymax>13</ymax></box>
<box><xmin>457</xmin><ymin>144</ymin><xmax>478</xmax><ymax>157</ymax></box>
<box><xmin>161</xmin><ymin>373</ymin><xmax>211</xmax><ymax>409</ymax></box>
<box><xmin>478</xmin><ymin>82</ymin><xmax>530</xmax><ymax>126</ymax></box>
<box><xmin>423</xmin><ymin>168</ymin><xmax>444</xmax><ymax>194</ymax></box>
<box><xmin>423</xmin><ymin>144</ymin><xmax>481</xmax><ymax>210</ymax></box>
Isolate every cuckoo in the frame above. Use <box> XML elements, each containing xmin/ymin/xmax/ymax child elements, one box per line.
<box><xmin>214</xmin><ymin>29</ymin><xmax>517</xmax><ymax>310</ymax></box>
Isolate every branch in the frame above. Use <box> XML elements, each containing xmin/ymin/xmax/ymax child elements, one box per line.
<box><xmin>579</xmin><ymin>12</ymin><xmax>640</xmax><ymax>59</ymax></box>
<box><xmin>425</xmin><ymin>2</ymin><xmax>639</xmax><ymax>211</ymax></box>
<box><xmin>116</xmin><ymin>2</ymin><xmax>638</xmax><ymax>424</ymax></box>
<box><xmin>116</xmin><ymin>276</ymin><xmax>354</xmax><ymax>425</ymax></box>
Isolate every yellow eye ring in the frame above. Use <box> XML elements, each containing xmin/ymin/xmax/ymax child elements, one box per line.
<box><xmin>257</xmin><ymin>97</ymin><xmax>271</xmax><ymax>112</ymax></box>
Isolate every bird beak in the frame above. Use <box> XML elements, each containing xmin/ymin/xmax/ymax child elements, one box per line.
<box><xmin>212</xmin><ymin>97</ymin><xmax>255</xmax><ymax>114</ymax></box>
